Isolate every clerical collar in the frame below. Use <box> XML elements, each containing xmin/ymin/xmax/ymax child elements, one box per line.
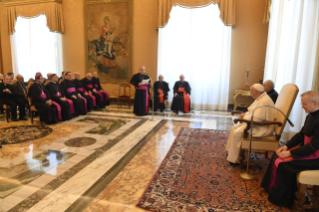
<box><xmin>310</xmin><ymin>108</ymin><xmax>319</xmax><ymax>114</ymax></box>
<box><xmin>52</xmin><ymin>81</ymin><xmax>57</xmax><ymax>84</ymax></box>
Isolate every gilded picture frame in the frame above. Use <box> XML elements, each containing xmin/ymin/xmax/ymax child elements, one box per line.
<box><xmin>85</xmin><ymin>0</ymin><xmax>132</xmax><ymax>84</ymax></box>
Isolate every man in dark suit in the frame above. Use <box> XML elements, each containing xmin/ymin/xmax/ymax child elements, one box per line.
<box><xmin>0</xmin><ymin>75</ymin><xmax>27</xmax><ymax>121</ymax></box>
<box><xmin>12</xmin><ymin>74</ymin><xmax>29</xmax><ymax>118</ymax></box>
<box><xmin>59</xmin><ymin>71</ymin><xmax>65</xmax><ymax>82</ymax></box>
<box><xmin>263</xmin><ymin>80</ymin><xmax>278</xmax><ymax>104</ymax></box>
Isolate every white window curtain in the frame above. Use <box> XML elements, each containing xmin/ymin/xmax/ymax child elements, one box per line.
<box><xmin>157</xmin><ymin>4</ymin><xmax>231</xmax><ymax>110</ymax></box>
<box><xmin>10</xmin><ymin>14</ymin><xmax>63</xmax><ymax>81</ymax></box>
<box><xmin>264</xmin><ymin>0</ymin><xmax>319</xmax><ymax>138</ymax></box>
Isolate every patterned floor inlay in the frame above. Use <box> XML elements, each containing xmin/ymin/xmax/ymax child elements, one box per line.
<box><xmin>77</xmin><ymin>117</ymin><xmax>129</xmax><ymax>135</ymax></box>
<box><xmin>65</xmin><ymin>137</ymin><xmax>97</xmax><ymax>147</ymax></box>
<box><xmin>0</xmin><ymin>125</ymin><xmax>52</xmax><ymax>145</ymax></box>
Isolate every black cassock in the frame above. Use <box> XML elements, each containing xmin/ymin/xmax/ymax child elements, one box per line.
<box><xmin>73</xmin><ymin>79</ymin><xmax>94</xmax><ymax>111</ymax></box>
<box><xmin>46</xmin><ymin>82</ymin><xmax>72</xmax><ymax>121</ymax></box>
<box><xmin>153</xmin><ymin>81</ymin><xmax>170</xmax><ymax>112</ymax></box>
<box><xmin>82</xmin><ymin>78</ymin><xmax>104</xmax><ymax>108</ymax></box>
<box><xmin>92</xmin><ymin>77</ymin><xmax>110</xmax><ymax>106</ymax></box>
<box><xmin>0</xmin><ymin>83</ymin><xmax>26</xmax><ymax>119</ymax></box>
<box><xmin>261</xmin><ymin>109</ymin><xmax>319</xmax><ymax>207</ymax></box>
<box><xmin>28</xmin><ymin>83</ymin><xmax>58</xmax><ymax>124</ymax></box>
<box><xmin>61</xmin><ymin>80</ymin><xmax>86</xmax><ymax>116</ymax></box>
<box><xmin>130</xmin><ymin>73</ymin><xmax>150</xmax><ymax>116</ymax></box>
<box><xmin>171</xmin><ymin>81</ymin><xmax>191</xmax><ymax>113</ymax></box>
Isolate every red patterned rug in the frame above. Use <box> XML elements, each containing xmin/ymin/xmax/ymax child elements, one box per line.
<box><xmin>137</xmin><ymin>128</ymin><xmax>288</xmax><ymax>212</ymax></box>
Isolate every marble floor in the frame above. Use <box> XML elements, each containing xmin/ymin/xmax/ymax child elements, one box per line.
<box><xmin>0</xmin><ymin>106</ymin><xmax>234</xmax><ymax>212</ymax></box>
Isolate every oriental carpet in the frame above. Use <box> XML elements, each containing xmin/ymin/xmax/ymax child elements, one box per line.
<box><xmin>137</xmin><ymin>128</ymin><xmax>287</xmax><ymax>212</ymax></box>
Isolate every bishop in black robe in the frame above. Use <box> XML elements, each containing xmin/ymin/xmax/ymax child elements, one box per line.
<box><xmin>130</xmin><ymin>66</ymin><xmax>150</xmax><ymax>116</ymax></box>
<box><xmin>61</xmin><ymin>74</ymin><xmax>86</xmax><ymax>117</ymax></box>
<box><xmin>46</xmin><ymin>75</ymin><xmax>73</xmax><ymax>121</ymax></box>
<box><xmin>28</xmin><ymin>74</ymin><xmax>58</xmax><ymax>124</ymax></box>
<box><xmin>92</xmin><ymin>72</ymin><xmax>110</xmax><ymax>106</ymax></box>
<box><xmin>153</xmin><ymin>75</ymin><xmax>169</xmax><ymax>112</ymax></box>
<box><xmin>82</xmin><ymin>74</ymin><xmax>104</xmax><ymax>108</ymax></box>
<box><xmin>171</xmin><ymin>75</ymin><xmax>191</xmax><ymax>114</ymax></box>
<box><xmin>261</xmin><ymin>91</ymin><xmax>319</xmax><ymax>207</ymax></box>
<box><xmin>73</xmin><ymin>73</ymin><xmax>94</xmax><ymax>112</ymax></box>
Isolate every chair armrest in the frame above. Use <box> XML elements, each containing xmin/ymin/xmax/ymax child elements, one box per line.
<box><xmin>234</xmin><ymin>119</ymin><xmax>283</xmax><ymax>126</ymax></box>
<box><xmin>231</xmin><ymin>110</ymin><xmax>243</xmax><ymax>115</ymax></box>
<box><xmin>234</xmin><ymin>118</ymin><xmax>282</xmax><ymax>138</ymax></box>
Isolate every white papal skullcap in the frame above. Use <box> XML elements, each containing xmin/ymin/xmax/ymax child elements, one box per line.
<box><xmin>251</xmin><ymin>83</ymin><xmax>264</xmax><ymax>92</ymax></box>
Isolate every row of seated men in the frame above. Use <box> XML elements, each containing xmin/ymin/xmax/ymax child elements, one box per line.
<box><xmin>0</xmin><ymin>71</ymin><xmax>109</xmax><ymax>124</ymax></box>
<box><xmin>226</xmin><ymin>82</ymin><xmax>319</xmax><ymax>208</ymax></box>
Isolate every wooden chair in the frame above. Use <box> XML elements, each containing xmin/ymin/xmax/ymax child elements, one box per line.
<box><xmin>118</xmin><ymin>84</ymin><xmax>131</xmax><ymax>109</ymax></box>
<box><xmin>294</xmin><ymin>171</ymin><xmax>319</xmax><ymax>211</ymax></box>
<box><xmin>44</xmin><ymin>80</ymin><xmax>50</xmax><ymax>86</ymax></box>
<box><xmin>58</xmin><ymin>79</ymin><xmax>63</xmax><ymax>84</ymax></box>
<box><xmin>232</xmin><ymin>84</ymin><xmax>299</xmax><ymax>164</ymax></box>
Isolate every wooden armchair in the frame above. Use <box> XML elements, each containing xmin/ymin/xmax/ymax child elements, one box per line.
<box><xmin>232</xmin><ymin>84</ymin><xmax>299</xmax><ymax>164</ymax></box>
<box><xmin>118</xmin><ymin>84</ymin><xmax>131</xmax><ymax>109</ymax></box>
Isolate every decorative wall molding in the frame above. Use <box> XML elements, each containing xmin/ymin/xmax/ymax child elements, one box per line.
<box><xmin>3</xmin><ymin>0</ymin><xmax>62</xmax><ymax>7</ymax></box>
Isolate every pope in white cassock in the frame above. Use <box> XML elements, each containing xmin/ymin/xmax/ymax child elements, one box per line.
<box><xmin>226</xmin><ymin>83</ymin><xmax>276</xmax><ymax>165</ymax></box>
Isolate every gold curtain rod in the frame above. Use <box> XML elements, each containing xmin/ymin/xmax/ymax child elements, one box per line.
<box><xmin>4</xmin><ymin>0</ymin><xmax>62</xmax><ymax>7</ymax></box>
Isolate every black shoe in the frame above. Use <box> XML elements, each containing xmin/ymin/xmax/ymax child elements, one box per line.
<box><xmin>19</xmin><ymin>117</ymin><xmax>28</xmax><ymax>121</ymax></box>
<box><xmin>229</xmin><ymin>162</ymin><xmax>240</xmax><ymax>166</ymax></box>
<box><xmin>0</xmin><ymin>145</ymin><xmax>2</xmax><ymax>149</ymax></box>
<box><xmin>11</xmin><ymin>117</ymin><xmax>18</xmax><ymax>122</ymax></box>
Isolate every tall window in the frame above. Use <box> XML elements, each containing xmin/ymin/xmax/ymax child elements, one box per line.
<box><xmin>264</xmin><ymin>0</ymin><xmax>319</xmax><ymax>137</ymax></box>
<box><xmin>11</xmin><ymin>15</ymin><xmax>63</xmax><ymax>81</ymax></box>
<box><xmin>158</xmin><ymin>4</ymin><xmax>232</xmax><ymax>110</ymax></box>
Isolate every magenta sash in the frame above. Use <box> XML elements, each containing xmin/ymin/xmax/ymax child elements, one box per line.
<box><xmin>271</xmin><ymin>136</ymin><xmax>319</xmax><ymax>188</ymax></box>
<box><xmin>78</xmin><ymin>87</ymin><xmax>84</xmax><ymax>92</ymax></box>
<box><xmin>96</xmin><ymin>91</ymin><xmax>104</xmax><ymax>101</ymax></box>
<box><xmin>85</xmin><ymin>91</ymin><xmax>96</xmax><ymax>107</ymax></box>
<box><xmin>40</xmin><ymin>93</ymin><xmax>47</xmax><ymax>99</ymax></box>
<box><xmin>94</xmin><ymin>84</ymin><xmax>98</xmax><ymax>88</ymax></box>
<box><xmin>80</xmin><ymin>96</ymin><xmax>87</xmax><ymax>112</ymax></box>
<box><xmin>67</xmin><ymin>87</ymin><xmax>76</xmax><ymax>93</ymax></box>
<box><xmin>51</xmin><ymin>101</ymin><xmax>62</xmax><ymax>121</ymax></box>
<box><xmin>87</xmin><ymin>84</ymin><xmax>93</xmax><ymax>89</ymax></box>
<box><xmin>136</xmin><ymin>85</ymin><xmax>149</xmax><ymax>114</ymax></box>
<box><xmin>55</xmin><ymin>92</ymin><xmax>62</xmax><ymax>97</ymax></box>
<box><xmin>65</xmin><ymin>99</ymin><xmax>75</xmax><ymax>114</ymax></box>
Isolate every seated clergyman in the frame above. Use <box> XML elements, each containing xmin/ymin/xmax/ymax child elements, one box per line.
<box><xmin>226</xmin><ymin>83</ymin><xmax>276</xmax><ymax>165</ymax></box>
<box><xmin>12</xmin><ymin>74</ymin><xmax>30</xmax><ymax>118</ymax></box>
<box><xmin>171</xmin><ymin>75</ymin><xmax>191</xmax><ymax>114</ymax></box>
<box><xmin>261</xmin><ymin>91</ymin><xmax>319</xmax><ymax>207</ymax></box>
<box><xmin>153</xmin><ymin>75</ymin><xmax>170</xmax><ymax>112</ymax></box>
<box><xmin>61</xmin><ymin>72</ymin><xmax>87</xmax><ymax>116</ymax></box>
<box><xmin>92</xmin><ymin>72</ymin><xmax>110</xmax><ymax>106</ymax></box>
<box><xmin>82</xmin><ymin>73</ymin><xmax>105</xmax><ymax>108</ymax></box>
<box><xmin>73</xmin><ymin>72</ymin><xmax>95</xmax><ymax>111</ymax></box>
<box><xmin>263</xmin><ymin>80</ymin><xmax>278</xmax><ymax>103</ymax></box>
<box><xmin>28</xmin><ymin>73</ymin><xmax>59</xmax><ymax>124</ymax></box>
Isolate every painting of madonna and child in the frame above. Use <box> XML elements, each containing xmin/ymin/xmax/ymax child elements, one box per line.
<box><xmin>87</xmin><ymin>2</ymin><xmax>131</xmax><ymax>83</ymax></box>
